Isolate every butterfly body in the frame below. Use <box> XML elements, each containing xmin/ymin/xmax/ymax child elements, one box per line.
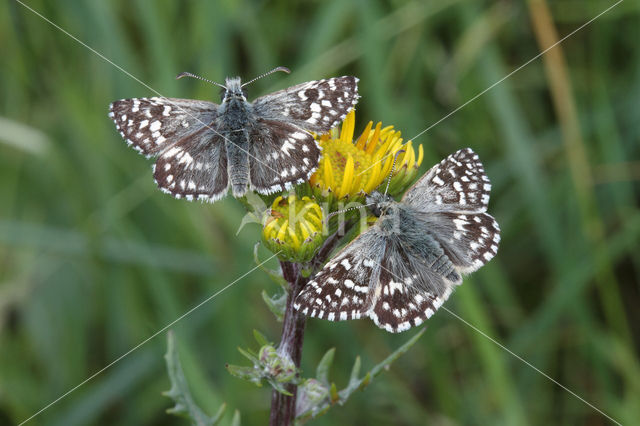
<box><xmin>295</xmin><ymin>148</ymin><xmax>500</xmax><ymax>332</ymax></box>
<box><xmin>217</xmin><ymin>77</ymin><xmax>252</xmax><ymax>196</ymax></box>
<box><xmin>109</xmin><ymin>74</ymin><xmax>359</xmax><ymax>202</ymax></box>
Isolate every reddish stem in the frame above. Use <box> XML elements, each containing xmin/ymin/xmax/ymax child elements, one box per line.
<box><xmin>269</xmin><ymin>261</ymin><xmax>308</xmax><ymax>426</ymax></box>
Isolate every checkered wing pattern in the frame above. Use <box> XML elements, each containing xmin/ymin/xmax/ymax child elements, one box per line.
<box><xmin>404</xmin><ymin>147</ymin><xmax>501</xmax><ymax>273</ymax></box>
<box><xmin>249</xmin><ymin>119</ymin><xmax>321</xmax><ymax>194</ymax></box>
<box><xmin>296</xmin><ymin>147</ymin><xmax>500</xmax><ymax>333</ymax></box>
<box><xmin>423</xmin><ymin>211</ymin><xmax>501</xmax><ymax>274</ymax></box>
<box><xmin>109</xmin><ymin>97</ymin><xmax>218</xmax><ymax>157</ymax></box>
<box><xmin>294</xmin><ymin>232</ymin><xmax>382</xmax><ymax>321</ymax></box>
<box><xmin>403</xmin><ymin>148</ymin><xmax>491</xmax><ymax>213</ymax></box>
<box><xmin>369</xmin><ymin>242</ymin><xmax>456</xmax><ymax>333</ymax></box>
<box><xmin>152</xmin><ymin>128</ymin><xmax>228</xmax><ymax>202</ymax></box>
<box><xmin>253</xmin><ymin>76</ymin><xmax>359</xmax><ymax>134</ymax></box>
<box><xmin>294</xmin><ymin>229</ymin><xmax>460</xmax><ymax>333</ymax></box>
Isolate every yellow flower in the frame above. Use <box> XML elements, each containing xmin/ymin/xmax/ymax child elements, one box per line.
<box><xmin>309</xmin><ymin>110</ymin><xmax>423</xmax><ymax>202</ymax></box>
<box><xmin>262</xmin><ymin>194</ymin><xmax>325</xmax><ymax>263</ymax></box>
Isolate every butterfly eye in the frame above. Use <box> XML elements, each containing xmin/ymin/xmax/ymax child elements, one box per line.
<box><xmin>241</xmin><ymin>89</ymin><xmax>248</xmax><ymax>99</ymax></box>
<box><xmin>369</xmin><ymin>204</ymin><xmax>382</xmax><ymax>217</ymax></box>
<box><xmin>219</xmin><ymin>87</ymin><xmax>227</xmax><ymax>101</ymax></box>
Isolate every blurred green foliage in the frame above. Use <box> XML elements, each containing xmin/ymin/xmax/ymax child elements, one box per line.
<box><xmin>1</xmin><ymin>0</ymin><xmax>639</xmax><ymax>425</ymax></box>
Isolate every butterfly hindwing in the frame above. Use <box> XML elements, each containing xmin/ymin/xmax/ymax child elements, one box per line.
<box><xmin>424</xmin><ymin>211</ymin><xmax>501</xmax><ymax>273</ymax></box>
<box><xmin>370</xmin><ymin>245</ymin><xmax>455</xmax><ymax>333</ymax></box>
<box><xmin>252</xmin><ymin>76</ymin><xmax>359</xmax><ymax>134</ymax></box>
<box><xmin>294</xmin><ymin>232</ymin><xmax>384</xmax><ymax>321</ymax></box>
<box><xmin>248</xmin><ymin>119</ymin><xmax>321</xmax><ymax>194</ymax></box>
<box><xmin>153</xmin><ymin>128</ymin><xmax>228</xmax><ymax>202</ymax></box>
<box><xmin>109</xmin><ymin>97</ymin><xmax>218</xmax><ymax>157</ymax></box>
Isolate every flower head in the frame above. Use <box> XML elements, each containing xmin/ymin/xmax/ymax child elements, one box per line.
<box><xmin>262</xmin><ymin>194</ymin><xmax>325</xmax><ymax>263</ymax></box>
<box><xmin>309</xmin><ymin>110</ymin><xmax>423</xmax><ymax>202</ymax></box>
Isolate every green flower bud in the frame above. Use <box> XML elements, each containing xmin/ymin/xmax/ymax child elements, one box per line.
<box><xmin>262</xmin><ymin>194</ymin><xmax>325</xmax><ymax>263</ymax></box>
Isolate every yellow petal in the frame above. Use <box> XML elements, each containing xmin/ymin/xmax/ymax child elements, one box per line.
<box><xmin>364</xmin><ymin>153</ymin><xmax>382</xmax><ymax>193</ymax></box>
<box><xmin>339</xmin><ymin>110</ymin><xmax>355</xmax><ymax>143</ymax></box>
<box><xmin>323</xmin><ymin>155</ymin><xmax>335</xmax><ymax>190</ymax></box>
<box><xmin>339</xmin><ymin>154</ymin><xmax>355</xmax><ymax>199</ymax></box>
<box><xmin>263</xmin><ymin>217</ymin><xmax>279</xmax><ymax>238</ymax></box>
<box><xmin>356</xmin><ymin>121</ymin><xmax>373</xmax><ymax>150</ymax></box>
<box><xmin>287</xmin><ymin>226</ymin><xmax>300</xmax><ymax>249</ymax></box>
<box><xmin>366</xmin><ymin>122</ymin><xmax>382</xmax><ymax>155</ymax></box>
<box><xmin>277</xmin><ymin>219</ymin><xmax>289</xmax><ymax>241</ymax></box>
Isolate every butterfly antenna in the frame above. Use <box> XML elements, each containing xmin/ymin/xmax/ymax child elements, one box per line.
<box><xmin>324</xmin><ymin>203</ymin><xmax>375</xmax><ymax>228</ymax></box>
<box><xmin>383</xmin><ymin>150</ymin><xmax>406</xmax><ymax>195</ymax></box>
<box><xmin>176</xmin><ymin>72</ymin><xmax>226</xmax><ymax>89</ymax></box>
<box><xmin>242</xmin><ymin>66</ymin><xmax>291</xmax><ymax>88</ymax></box>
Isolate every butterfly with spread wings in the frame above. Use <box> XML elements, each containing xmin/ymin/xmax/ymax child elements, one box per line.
<box><xmin>109</xmin><ymin>68</ymin><xmax>359</xmax><ymax>202</ymax></box>
<box><xmin>294</xmin><ymin>148</ymin><xmax>500</xmax><ymax>333</ymax></box>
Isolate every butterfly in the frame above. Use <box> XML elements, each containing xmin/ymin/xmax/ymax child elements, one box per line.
<box><xmin>108</xmin><ymin>67</ymin><xmax>359</xmax><ymax>202</ymax></box>
<box><xmin>294</xmin><ymin>148</ymin><xmax>500</xmax><ymax>333</ymax></box>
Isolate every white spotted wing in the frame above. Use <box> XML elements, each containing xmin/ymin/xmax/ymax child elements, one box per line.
<box><xmin>295</xmin><ymin>148</ymin><xmax>500</xmax><ymax>333</ymax></box>
<box><xmin>109</xmin><ymin>75</ymin><xmax>359</xmax><ymax>203</ymax></box>
<box><xmin>109</xmin><ymin>97</ymin><xmax>218</xmax><ymax>157</ymax></box>
<box><xmin>253</xmin><ymin>76</ymin><xmax>359</xmax><ymax>134</ymax></box>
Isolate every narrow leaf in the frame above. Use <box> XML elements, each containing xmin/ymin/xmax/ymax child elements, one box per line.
<box><xmin>163</xmin><ymin>331</ymin><xmax>226</xmax><ymax>426</ymax></box>
<box><xmin>253</xmin><ymin>243</ymin><xmax>289</xmax><ymax>290</ymax></box>
<box><xmin>253</xmin><ymin>329</ymin><xmax>270</xmax><ymax>347</ymax></box>
<box><xmin>261</xmin><ymin>290</ymin><xmax>286</xmax><ymax>322</ymax></box>
<box><xmin>230</xmin><ymin>410</ymin><xmax>241</xmax><ymax>426</ymax></box>
<box><xmin>315</xmin><ymin>348</ymin><xmax>335</xmax><ymax>386</ymax></box>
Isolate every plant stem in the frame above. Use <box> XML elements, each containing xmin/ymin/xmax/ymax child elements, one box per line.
<box><xmin>269</xmin><ymin>227</ymin><xmax>351</xmax><ymax>424</ymax></box>
<box><xmin>269</xmin><ymin>261</ymin><xmax>308</xmax><ymax>426</ymax></box>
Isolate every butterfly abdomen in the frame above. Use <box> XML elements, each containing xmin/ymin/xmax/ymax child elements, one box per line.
<box><xmin>221</xmin><ymin>97</ymin><xmax>252</xmax><ymax>197</ymax></box>
<box><xmin>224</xmin><ymin>128</ymin><xmax>250</xmax><ymax>197</ymax></box>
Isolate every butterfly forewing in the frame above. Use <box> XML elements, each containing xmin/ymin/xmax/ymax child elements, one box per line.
<box><xmin>249</xmin><ymin>119</ymin><xmax>321</xmax><ymax>194</ymax></box>
<box><xmin>109</xmin><ymin>97</ymin><xmax>218</xmax><ymax>157</ymax></box>
<box><xmin>403</xmin><ymin>148</ymin><xmax>491</xmax><ymax>213</ymax></box>
<box><xmin>253</xmin><ymin>76</ymin><xmax>359</xmax><ymax>134</ymax></box>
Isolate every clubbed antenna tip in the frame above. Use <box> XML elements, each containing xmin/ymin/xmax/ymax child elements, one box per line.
<box><xmin>176</xmin><ymin>72</ymin><xmax>226</xmax><ymax>89</ymax></box>
<box><xmin>242</xmin><ymin>66</ymin><xmax>291</xmax><ymax>88</ymax></box>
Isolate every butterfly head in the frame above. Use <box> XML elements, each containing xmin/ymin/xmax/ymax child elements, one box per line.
<box><xmin>222</xmin><ymin>77</ymin><xmax>248</xmax><ymax>103</ymax></box>
<box><xmin>365</xmin><ymin>191</ymin><xmax>395</xmax><ymax>217</ymax></box>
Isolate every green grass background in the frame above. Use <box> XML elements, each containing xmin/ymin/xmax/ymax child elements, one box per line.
<box><xmin>1</xmin><ymin>0</ymin><xmax>639</xmax><ymax>424</ymax></box>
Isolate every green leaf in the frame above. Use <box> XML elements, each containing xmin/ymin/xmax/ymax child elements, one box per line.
<box><xmin>230</xmin><ymin>410</ymin><xmax>241</xmax><ymax>426</ymax></box>
<box><xmin>253</xmin><ymin>243</ymin><xmax>289</xmax><ymax>290</ymax></box>
<box><xmin>329</xmin><ymin>383</ymin><xmax>339</xmax><ymax>405</ymax></box>
<box><xmin>225</xmin><ymin>363</ymin><xmax>263</xmax><ymax>387</ymax></box>
<box><xmin>261</xmin><ymin>290</ymin><xmax>287</xmax><ymax>322</ymax></box>
<box><xmin>348</xmin><ymin>356</ymin><xmax>361</xmax><ymax>386</ymax></box>
<box><xmin>315</xmin><ymin>348</ymin><xmax>335</xmax><ymax>386</ymax></box>
<box><xmin>296</xmin><ymin>328</ymin><xmax>427</xmax><ymax>421</ymax></box>
<box><xmin>253</xmin><ymin>329</ymin><xmax>270</xmax><ymax>347</ymax></box>
<box><xmin>236</xmin><ymin>347</ymin><xmax>260</xmax><ymax>364</ymax></box>
<box><xmin>163</xmin><ymin>331</ymin><xmax>226</xmax><ymax>426</ymax></box>
<box><xmin>267</xmin><ymin>377</ymin><xmax>294</xmax><ymax>396</ymax></box>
